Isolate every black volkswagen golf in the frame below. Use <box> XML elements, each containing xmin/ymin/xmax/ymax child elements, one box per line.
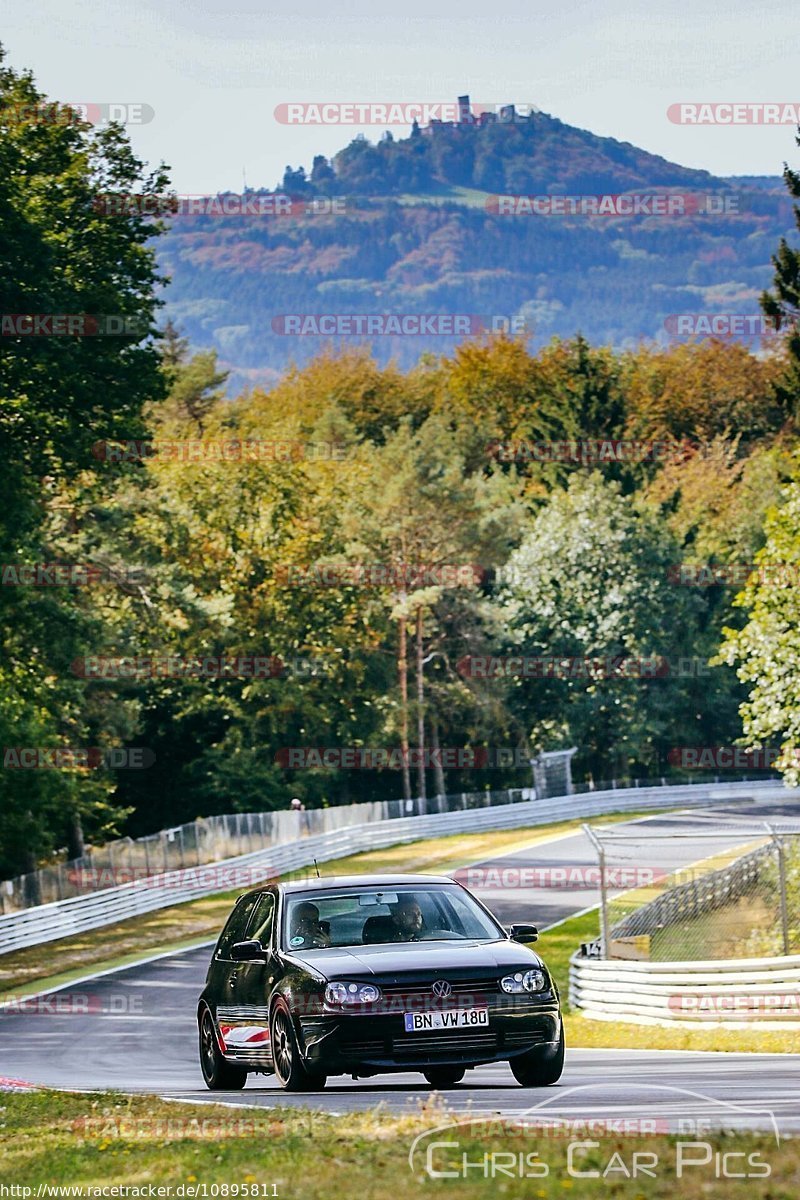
<box><xmin>197</xmin><ymin>873</ymin><xmax>563</xmax><ymax>1091</ymax></box>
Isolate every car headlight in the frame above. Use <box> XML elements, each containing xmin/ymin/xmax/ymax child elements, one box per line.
<box><xmin>324</xmin><ymin>981</ymin><xmax>381</xmax><ymax>1006</ymax></box>
<box><xmin>500</xmin><ymin>969</ymin><xmax>546</xmax><ymax>994</ymax></box>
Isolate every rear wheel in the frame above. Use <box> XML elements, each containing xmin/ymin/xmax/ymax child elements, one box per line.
<box><xmin>423</xmin><ymin>1067</ymin><xmax>466</xmax><ymax>1088</ymax></box>
<box><xmin>199</xmin><ymin>1008</ymin><xmax>248</xmax><ymax>1091</ymax></box>
<box><xmin>271</xmin><ymin>1004</ymin><xmax>327</xmax><ymax>1091</ymax></box>
<box><xmin>510</xmin><ymin>1028</ymin><xmax>565</xmax><ymax>1087</ymax></box>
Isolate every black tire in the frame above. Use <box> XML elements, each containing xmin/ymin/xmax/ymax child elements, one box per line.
<box><xmin>423</xmin><ymin>1067</ymin><xmax>466</xmax><ymax>1088</ymax></box>
<box><xmin>199</xmin><ymin>1008</ymin><xmax>248</xmax><ymax>1091</ymax></box>
<box><xmin>271</xmin><ymin>1004</ymin><xmax>327</xmax><ymax>1092</ymax></box>
<box><xmin>509</xmin><ymin>1028</ymin><xmax>565</xmax><ymax>1087</ymax></box>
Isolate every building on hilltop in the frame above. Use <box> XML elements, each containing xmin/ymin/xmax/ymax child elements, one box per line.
<box><xmin>422</xmin><ymin>94</ymin><xmax>521</xmax><ymax>135</ymax></box>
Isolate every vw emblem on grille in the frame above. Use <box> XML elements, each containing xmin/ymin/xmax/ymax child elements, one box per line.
<box><xmin>432</xmin><ymin>980</ymin><xmax>452</xmax><ymax>998</ymax></box>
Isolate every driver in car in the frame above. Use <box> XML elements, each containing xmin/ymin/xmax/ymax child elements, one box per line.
<box><xmin>388</xmin><ymin>897</ymin><xmax>425</xmax><ymax>941</ymax></box>
<box><xmin>289</xmin><ymin>901</ymin><xmax>331</xmax><ymax>948</ymax></box>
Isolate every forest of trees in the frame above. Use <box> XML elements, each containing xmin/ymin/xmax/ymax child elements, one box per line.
<box><xmin>159</xmin><ymin>184</ymin><xmax>793</xmax><ymax>388</ymax></box>
<box><xmin>2</xmin><ymin>57</ymin><xmax>800</xmax><ymax>880</ymax></box>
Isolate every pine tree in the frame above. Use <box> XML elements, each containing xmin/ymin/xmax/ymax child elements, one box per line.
<box><xmin>761</xmin><ymin>130</ymin><xmax>800</xmax><ymax>415</ymax></box>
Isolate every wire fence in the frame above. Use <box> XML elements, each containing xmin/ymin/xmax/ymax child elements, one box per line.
<box><xmin>583</xmin><ymin>816</ymin><xmax>800</xmax><ymax>961</ymax></box>
<box><xmin>0</xmin><ymin>789</ymin><xmax>533</xmax><ymax>914</ymax></box>
<box><xmin>0</xmin><ymin>764</ymin><xmax>781</xmax><ymax>915</ymax></box>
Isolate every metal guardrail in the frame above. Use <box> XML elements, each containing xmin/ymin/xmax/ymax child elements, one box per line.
<box><xmin>0</xmin><ymin>779</ymin><xmax>787</xmax><ymax>955</ymax></box>
<box><xmin>2</xmin><ymin>772</ymin><xmax>779</xmax><ymax>913</ymax></box>
<box><xmin>569</xmin><ymin>951</ymin><xmax>800</xmax><ymax>1026</ymax></box>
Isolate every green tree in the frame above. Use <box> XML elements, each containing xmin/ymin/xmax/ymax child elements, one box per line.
<box><xmin>0</xmin><ymin>51</ymin><xmax>170</xmax><ymax>876</ymax></box>
<box><xmin>718</xmin><ymin>476</ymin><xmax>800</xmax><ymax>784</ymax></box>
<box><xmin>493</xmin><ymin>473</ymin><xmax>735</xmax><ymax>778</ymax></box>
<box><xmin>339</xmin><ymin>416</ymin><xmax>521</xmax><ymax>798</ymax></box>
<box><xmin>761</xmin><ymin>129</ymin><xmax>800</xmax><ymax>416</ymax></box>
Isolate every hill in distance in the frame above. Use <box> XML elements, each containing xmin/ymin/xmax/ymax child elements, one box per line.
<box><xmin>157</xmin><ymin>96</ymin><xmax>792</xmax><ymax>391</ymax></box>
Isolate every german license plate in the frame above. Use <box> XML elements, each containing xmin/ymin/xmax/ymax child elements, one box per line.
<box><xmin>403</xmin><ymin>1007</ymin><xmax>489</xmax><ymax>1032</ymax></box>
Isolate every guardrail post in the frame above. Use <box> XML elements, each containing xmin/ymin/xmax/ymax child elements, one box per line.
<box><xmin>766</xmin><ymin>823</ymin><xmax>791</xmax><ymax>955</ymax></box>
<box><xmin>583</xmin><ymin>823</ymin><xmax>608</xmax><ymax>959</ymax></box>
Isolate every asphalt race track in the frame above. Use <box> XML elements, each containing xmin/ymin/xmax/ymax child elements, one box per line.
<box><xmin>2</xmin><ymin>800</ymin><xmax>800</xmax><ymax>1135</ymax></box>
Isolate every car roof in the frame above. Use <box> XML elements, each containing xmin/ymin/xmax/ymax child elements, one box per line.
<box><xmin>239</xmin><ymin>873</ymin><xmax>460</xmax><ymax>899</ymax></box>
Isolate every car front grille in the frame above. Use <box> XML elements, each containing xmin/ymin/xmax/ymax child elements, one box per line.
<box><xmin>392</xmin><ymin>1030</ymin><xmax>498</xmax><ymax>1059</ymax></box>
<box><xmin>503</xmin><ymin>1028</ymin><xmax>549</xmax><ymax>1047</ymax></box>
<box><xmin>344</xmin><ymin>1039</ymin><xmax>387</xmax><ymax>1057</ymax></box>
<box><xmin>379</xmin><ymin>978</ymin><xmax>500</xmax><ymax>999</ymax></box>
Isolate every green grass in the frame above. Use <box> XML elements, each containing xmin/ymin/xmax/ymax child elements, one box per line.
<box><xmin>389</xmin><ymin>184</ymin><xmax>494</xmax><ymax>208</ymax></box>
<box><xmin>1</xmin><ymin>1090</ymin><xmax>798</xmax><ymax>1198</ymax></box>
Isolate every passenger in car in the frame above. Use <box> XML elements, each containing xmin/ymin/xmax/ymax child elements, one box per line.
<box><xmin>289</xmin><ymin>901</ymin><xmax>331</xmax><ymax>947</ymax></box>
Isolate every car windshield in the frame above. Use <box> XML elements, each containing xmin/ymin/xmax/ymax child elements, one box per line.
<box><xmin>282</xmin><ymin>885</ymin><xmax>503</xmax><ymax>950</ymax></box>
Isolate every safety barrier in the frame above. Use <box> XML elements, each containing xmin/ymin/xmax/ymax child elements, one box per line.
<box><xmin>569</xmin><ymin>950</ymin><xmax>800</xmax><ymax>1026</ymax></box>
<box><xmin>0</xmin><ymin>779</ymin><xmax>788</xmax><ymax>955</ymax></box>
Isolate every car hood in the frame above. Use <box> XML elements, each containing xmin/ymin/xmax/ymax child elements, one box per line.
<box><xmin>286</xmin><ymin>938</ymin><xmax>544</xmax><ymax>982</ymax></box>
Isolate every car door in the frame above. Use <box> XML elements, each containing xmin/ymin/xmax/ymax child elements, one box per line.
<box><xmin>210</xmin><ymin>891</ymin><xmax>264</xmax><ymax>1057</ymax></box>
<box><xmin>208</xmin><ymin>892</ymin><xmax>261</xmax><ymax>998</ymax></box>
<box><xmin>225</xmin><ymin>889</ymin><xmax>278</xmax><ymax>1066</ymax></box>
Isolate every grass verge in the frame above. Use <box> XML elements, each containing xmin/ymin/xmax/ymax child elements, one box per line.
<box><xmin>0</xmin><ymin>1090</ymin><xmax>796</xmax><ymax>1197</ymax></box>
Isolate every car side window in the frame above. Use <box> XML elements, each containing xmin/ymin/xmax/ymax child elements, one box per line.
<box><xmin>246</xmin><ymin>892</ymin><xmax>276</xmax><ymax>948</ymax></box>
<box><xmin>215</xmin><ymin>894</ymin><xmax>261</xmax><ymax>960</ymax></box>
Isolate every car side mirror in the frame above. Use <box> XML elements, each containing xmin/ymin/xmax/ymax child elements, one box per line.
<box><xmin>230</xmin><ymin>939</ymin><xmax>266</xmax><ymax>961</ymax></box>
<box><xmin>508</xmin><ymin>923</ymin><xmax>539</xmax><ymax>943</ymax></box>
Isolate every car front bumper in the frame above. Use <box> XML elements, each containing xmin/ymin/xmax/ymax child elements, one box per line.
<box><xmin>296</xmin><ymin>999</ymin><xmax>562</xmax><ymax>1073</ymax></box>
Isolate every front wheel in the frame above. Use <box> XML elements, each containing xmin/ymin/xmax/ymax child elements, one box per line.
<box><xmin>423</xmin><ymin>1067</ymin><xmax>466</xmax><ymax>1088</ymax></box>
<box><xmin>271</xmin><ymin>1004</ymin><xmax>327</xmax><ymax>1091</ymax></box>
<box><xmin>510</xmin><ymin>1027</ymin><xmax>565</xmax><ymax>1087</ymax></box>
<box><xmin>199</xmin><ymin>1008</ymin><xmax>248</xmax><ymax>1090</ymax></box>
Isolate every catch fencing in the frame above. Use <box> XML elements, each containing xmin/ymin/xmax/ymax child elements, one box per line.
<box><xmin>0</xmin><ymin>778</ymin><xmax>788</xmax><ymax>955</ymax></box>
<box><xmin>581</xmin><ymin>815</ymin><xmax>800</xmax><ymax>961</ymax></box>
<box><xmin>1</xmin><ymin>792</ymin><xmax>534</xmax><ymax>914</ymax></box>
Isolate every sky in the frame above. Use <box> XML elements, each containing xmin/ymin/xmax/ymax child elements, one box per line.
<box><xmin>3</xmin><ymin>0</ymin><xmax>799</xmax><ymax>194</ymax></box>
